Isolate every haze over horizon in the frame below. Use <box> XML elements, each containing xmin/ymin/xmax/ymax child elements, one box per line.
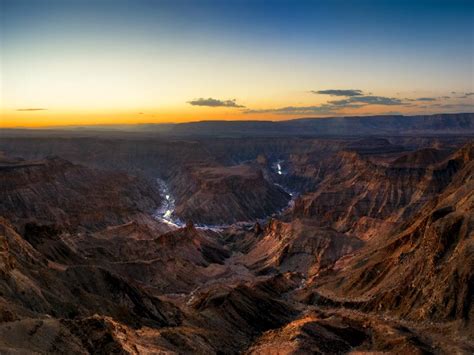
<box><xmin>1</xmin><ymin>0</ymin><xmax>473</xmax><ymax>127</ymax></box>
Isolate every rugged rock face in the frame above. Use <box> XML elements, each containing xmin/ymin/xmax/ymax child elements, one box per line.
<box><xmin>0</xmin><ymin>217</ymin><xmax>180</xmax><ymax>327</ymax></box>
<box><xmin>245</xmin><ymin>306</ymin><xmax>472</xmax><ymax>354</ymax></box>
<box><xmin>344</xmin><ymin>137</ymin><xmax>406</xmax><ymax>155</ymax></box>
<box><xmin>291</xmin><ymin>144</ymin><xmax>472</xmax><ymax>239</ymax></box>
<box><xmin>309</xmin><ymin>146</ymin><xmax>473</xmax><ymax>326</ymax></box>
<box><xmin>390</xmin><ymin>147</ymin><xmax>452</xmax><ymax>167</ymax></box>
<box><xmin>170</xmin><ymin>164</ymin><xmax>290</xmax><ymax>225</ymax></box>
<box><xmin>75</xmin><ymin>222</ymin><xmax>232</xmax><ymax>294</ymax></box>
<box><xmin>186</xmin><ymin>276</ymin><xmax>299</xmax><ymax>351</ymax></box>
<box><xmin>240</xmin><ymin>218</ymin><xmax>363</xmax><ymax>277</ymax></box>
<box><xmin>0</xmin><ymin>156</ymin><xmax>161</xmax><ymax>231</ymax></box>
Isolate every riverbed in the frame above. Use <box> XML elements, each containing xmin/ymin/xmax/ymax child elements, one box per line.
<box><xmin>152</xmin><ymin>160</ymin><xmax>297</xmax><ymax>230</ymax></box>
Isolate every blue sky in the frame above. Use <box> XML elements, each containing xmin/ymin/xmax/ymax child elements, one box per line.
<box><xmin>1</xmin><ymin>0</ymin><xmax>473</xmax><ymax>126</ymax></box>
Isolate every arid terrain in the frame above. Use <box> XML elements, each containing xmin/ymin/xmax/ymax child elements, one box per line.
<box><xmin>0</xmin><ymin>113</ymin><xmax>473</xmax><ymax>354</ymax></box>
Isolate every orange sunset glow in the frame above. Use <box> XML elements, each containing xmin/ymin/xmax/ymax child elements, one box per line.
<box><xmin>1</xmin><ymin>0</ymin><xmax>473</xmax><ymax>127</ymax></box>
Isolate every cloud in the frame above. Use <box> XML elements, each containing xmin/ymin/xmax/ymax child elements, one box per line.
<box><xmin>406</xmin><ymin>96</ymin><xmax>449</xmax><ymax>102</ymax></box>
<box><xmin>328</xmin><ymin>95</ymin><xmax>403</xmax><ymax>106</ymax></box>
<box><xmin>311</xmin><ymin>89</ymin><xmax>363</xmax><ymax>97</ymax></box>
<box><xmin>16</xmin><ymin>108</ymin><xmax>47</xmax><ymax>111</ymax></box>
<box><xmin>244</xmin><ymin>100</ymin><xmax>373</xmax><ymax>115</ymax></box>
<box><xmin>451</xmin><ymin>91</ymin><xmax>474</xmax><ymax>99</ymax></box>
<box><xmin>436</xmin><ymin>103</ymin><xmax>474</xmax><ymax>109</ymax></box>
<box><xmin>244</xmin><ymin>104</ymin><xmax>338</xmax><ymax>115</ymax></box>
<box><xmin>417</xmin><ymin>103</ymin><xmax>474</xmax><ymax>111</ymax></box>
<box><xmin>381</xmin><ymin>111</ymin><xmax>403</xmax><ymax>115</ymax></box>
<box><xmin>245</xmin><ymin>93</ymin><xmax>404</xmax><ymax>116</ymax></box>
<box><xmin>188</xmin><ymin>98</ymin><xmax>245</xmax><ymax>108</ymax></box>
<box><xmin>243</xmin><ymin>89</ymin><xmax>467</xmax><ymax>117</ymax></box>
<box><xmin>415</xmin><ymin>97</ymin><xmax>437</xmax><ymax>101</ymax></box>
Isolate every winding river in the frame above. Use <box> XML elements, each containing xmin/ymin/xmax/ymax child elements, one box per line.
<box><xmin>153</xmin><ymin>160</ymin><xmax>297</xmax><ymax>230</ymax></box>
<box><xmin>152</xmin><ymin>178</ymin><xmax>183</xmax><ymax>227</ymax></box>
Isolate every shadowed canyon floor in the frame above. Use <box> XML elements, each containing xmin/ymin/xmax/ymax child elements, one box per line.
<box><xmin>0</xmin><ymin>117</ymin><xmax>473</xmax><ymax>354</ymax></box>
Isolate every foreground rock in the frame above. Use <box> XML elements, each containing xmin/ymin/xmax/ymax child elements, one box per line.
<box><xmin>0</xmin><ymin>217</ymin><xmax>180</xmax><ymax>327</ymax></box>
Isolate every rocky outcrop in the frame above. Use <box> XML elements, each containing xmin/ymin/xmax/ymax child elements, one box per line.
<box><xmin>0</xmin><ymin>217</ymin><xmax>180</xmax><ymax>327</ymax></box>
<box><xmin>309</xmin><ymin>149</ymin><xmax>473</xmax><ymax>325</ymax></box>
<box><xmin>0</xmin><ymin>156</ymin><xmax>161</xmax><ymax>231</ymax></box>
<box><xmin>245</xmin><ymin>307</ymin><xmax>465</xmax><ymax>354</ymax></box>
<box><xmin>82</xmin><ymin>223</ymin><xmax>232</xmax><ymax>294</ymax></box>
<box><xmin>391</xmin><ymin>147</ymin><xmax>452</xmax><ymax>167</ymax></box>
<box><xmin>240</xmin><ymin>218</ymin><xmax>363</xmax><ymax>277</ymax></box>
<box><xmin>292</xmin><ymin>144</ymin><xmax>473</xmax><ymax>239</ymax></box>
<box><xmin>170</xmin><ymin>164</ymin><xmax>290</xmax><ymax>225</ymax></box>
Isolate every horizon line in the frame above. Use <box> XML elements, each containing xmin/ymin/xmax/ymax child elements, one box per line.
<box><xmin>1</xmin><ymin>112</ymin><xmax>472</xmax><ymax>130</ymax></box>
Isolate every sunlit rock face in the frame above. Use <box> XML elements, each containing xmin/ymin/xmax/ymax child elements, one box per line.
<box><xmin>290</xmin><ymin>144</ymin><xmax>472</xmax><ymax>240</ymax></box>
<box><xmin>308</xmin><ymin>144</ymin><xmax>474</xmax><ymax>325</ymax></box>
<box><xmin>240</xmin><ymin>218</ymin><xmax>363</xmax><ymax>277</ymax></box>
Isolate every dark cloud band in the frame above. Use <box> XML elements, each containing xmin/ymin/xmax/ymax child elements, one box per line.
<box><xmin>329</xmin><ymin>95</ymin><xmax>402</xmax><ymax>106</ymax></box>
<box><xmin>245</xmin><ymin>93</ymin><xmax>403</xmax><ymax>115</ymax></box>
<box><xmin>188</xmin><ymin>98</ymin><xmax>245</xmax><ymax>108</ymax></box>
<box><xmin>244</xmin><ymin>104</ymin><xmax>338</xmax><ymax>115</ymax></box>
<box><xmin>311</xmin><ymin>89</ymin><xmax>363</xmax><ymax>97</ymax></box>
<box><xmin>415</xmin><ymin>97</ymin><xmax>437</xmax><ymax>101</ymax></box>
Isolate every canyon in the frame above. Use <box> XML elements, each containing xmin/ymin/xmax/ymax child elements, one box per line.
<box><xmin>0</xmin><ymin>113</ymin><xmax>473</xmax><ymax>354</ymax></box>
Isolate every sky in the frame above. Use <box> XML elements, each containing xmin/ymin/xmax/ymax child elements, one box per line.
<box><xmin>1</xmin><ymin>0</ymin><xmax>473</xmax><ymax>127</ymax></box>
